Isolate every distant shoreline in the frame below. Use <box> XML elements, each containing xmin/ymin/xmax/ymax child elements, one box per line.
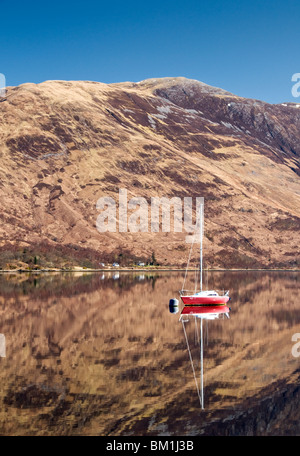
<box><xmin>0</xmin><ymin>267</ymin><xmax>299</xmax><ymax>273</ymax></box>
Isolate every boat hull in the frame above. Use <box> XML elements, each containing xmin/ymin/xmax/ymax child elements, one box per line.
<box><xmin>181</xmin><ymin>295</ymin><xmax>230</xmax><ymax>305</ymax></box>
<box><xmin>181</xmin><ymin>304</ymin><xmax>230</xmax><ymax>315</ymax></box>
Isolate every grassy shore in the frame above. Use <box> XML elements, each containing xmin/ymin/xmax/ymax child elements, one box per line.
<box><xmin>0</xmin><ymin>266</ymin><xmax>299</xmax><ymax>273</ymax></box>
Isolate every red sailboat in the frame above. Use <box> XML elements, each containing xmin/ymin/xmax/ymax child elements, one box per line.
<box><xmin>180</xmin><ymin>292</ymin><xmax>229</xmax><ymax>305</ymax></box>
<box><xmin>179</xmin><ymin>200</ymin><xmax>230</xmax><ymax>305</ymax></box>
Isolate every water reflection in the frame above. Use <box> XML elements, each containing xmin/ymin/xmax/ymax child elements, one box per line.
<box><xmin>179</xmin><ymin>305</ymin><xmax>230</xmax><ymax>409</ymax></box>
<box><xmin>0</xmin><ymin>270</ymin><xmax>299</xmax><ymax>435</ymax></box>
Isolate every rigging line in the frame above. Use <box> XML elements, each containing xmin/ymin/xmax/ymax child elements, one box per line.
<box><xmin>206</xmin><ymin>319</ymin><xmax>209</xmax><ymax>346</ymax></box>
<box><xmin>195</xmin><ymin>315</ymin><xmax>200</xmax><ymax>345</ymax></box>
<box><xmin>182</xmin><ymin>228</ymin><xmax>196</xmax><ymax>292</ymax></box>
<box><xmin>195</xmin><ymin>261</ymin><xmax>200</xmax><ymax>293</ymax></box>
<box><xmin>182</xmin><ymin>319</ymin><xmax>202</xmax><ymax>407</ymax></box>
<box><xmin>182</xmin><ymin>211</ymin><xmax>201</xmax><ymax>292</ymax></box>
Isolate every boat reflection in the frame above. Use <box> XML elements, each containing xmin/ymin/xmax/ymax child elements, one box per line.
<box><xmin>179</xmin><ymin>304</ymin><xmax>230</xmax><ymax>409</ymax></box>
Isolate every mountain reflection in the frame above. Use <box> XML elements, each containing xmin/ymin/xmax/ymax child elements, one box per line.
<box><xmin>0</xmin><ymin>270</ymin><xmax>299</xmax><ymax>435</ymax></box>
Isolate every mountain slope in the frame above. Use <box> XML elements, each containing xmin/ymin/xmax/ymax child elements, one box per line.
<box><xmin>0</xmin><ymin>77</ymin><xmax>299</xmax><ymax>269</ymax></box>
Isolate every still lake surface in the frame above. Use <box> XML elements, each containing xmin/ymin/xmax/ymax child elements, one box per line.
<box><xmin>0</xmin><ymin>270</ymin><xmax>299</xmax><ymax>436</ymax></box>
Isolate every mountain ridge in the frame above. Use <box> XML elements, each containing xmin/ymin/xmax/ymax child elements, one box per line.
<box><xmin>0</xmin><ymin>77</ymin><xmax>299</xmax><ymax>269</ymax></box>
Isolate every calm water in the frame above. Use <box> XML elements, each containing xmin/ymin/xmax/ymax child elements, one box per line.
<box><xmin>0</xmin><ymin>270</ymin><xmax>299</xmax><ymax>436</ymax></box>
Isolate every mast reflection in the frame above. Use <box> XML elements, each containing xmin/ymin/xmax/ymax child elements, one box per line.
<box><xmin>179</xmin><ymin>304</ymin><xmax>230</xmax><ymax>409</ymax></box>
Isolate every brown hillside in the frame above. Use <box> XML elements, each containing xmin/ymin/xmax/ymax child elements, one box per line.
<box><xmin>0</xmin><ymin>77</ymin><xmax>299</xmax><ymax>268</ymax></box>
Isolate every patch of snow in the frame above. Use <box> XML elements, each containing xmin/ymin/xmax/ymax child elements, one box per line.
<box><xmin>152</xmin><ymin>113</ymin><xmax>166</xmax><ymax>120</ymax></box>
<box><xmin>147</xmin><ymin>114</ymin><xmax>156</xmax><ymax>129</ymax></box>
<box><xmin>280</xmin><ymin>103</ymin><xmax>300</xmax><ymax>109</ymax></box>
<box><xmin>221</xmin><ymin>121</ymin><xmax>234</xmax><ymax>129</ymax></box>
<box><xmin>157</xmin><ymin>105</ymin><xmax>172</xmax><ymax>115</ymax></box>
<box><xmin>201</xmin><ymin>117</ymin><xmax>219</xmax><ymax>126</ymax></box>
<box><xmin>185</xmin><ymin>108</ymin><xmax>199</xmax><ymax>114</ymax></box>
<box><xmin>220</xmin><ymin>120</ymin><xmax>243</xmax><ymax>133</ymax></box>
<box><xmin>254</xmin><ymin>138</ymin><xmax>273</xmax><ymax>149</ymax></box>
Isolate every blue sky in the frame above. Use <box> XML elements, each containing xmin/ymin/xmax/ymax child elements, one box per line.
<box><xmin>1</xmin><ymin>0</ymin><xmax>300</xmax><ymax>103</ymax></box>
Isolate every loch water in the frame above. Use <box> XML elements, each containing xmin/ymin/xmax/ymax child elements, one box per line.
<box><xmin>0</xmin><ymin>270</ymin><xmax>299</xmax><ymax>436</ymax></box>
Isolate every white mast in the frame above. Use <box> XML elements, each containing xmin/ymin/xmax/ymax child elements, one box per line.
<box><xmin>200</xmin><ymin>202</ymin><xmax>204</xmax><ymax>292</ymax></box>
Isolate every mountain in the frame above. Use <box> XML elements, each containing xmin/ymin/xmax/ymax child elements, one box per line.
<box><xmin>0</xmin><ymin>77</ymin><xmax>299</xmax><ymax>269</ymax></box>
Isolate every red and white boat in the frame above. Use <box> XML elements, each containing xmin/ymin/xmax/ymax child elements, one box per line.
<box><xmin>179</xmin><ymin>200</ymin><xmax>230</xmax><ymax>306</ymax></box>
<box><xmin>180</xmin><ymin>290</ymin><xmax>229</xmax><ymax>305</ymax></box>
